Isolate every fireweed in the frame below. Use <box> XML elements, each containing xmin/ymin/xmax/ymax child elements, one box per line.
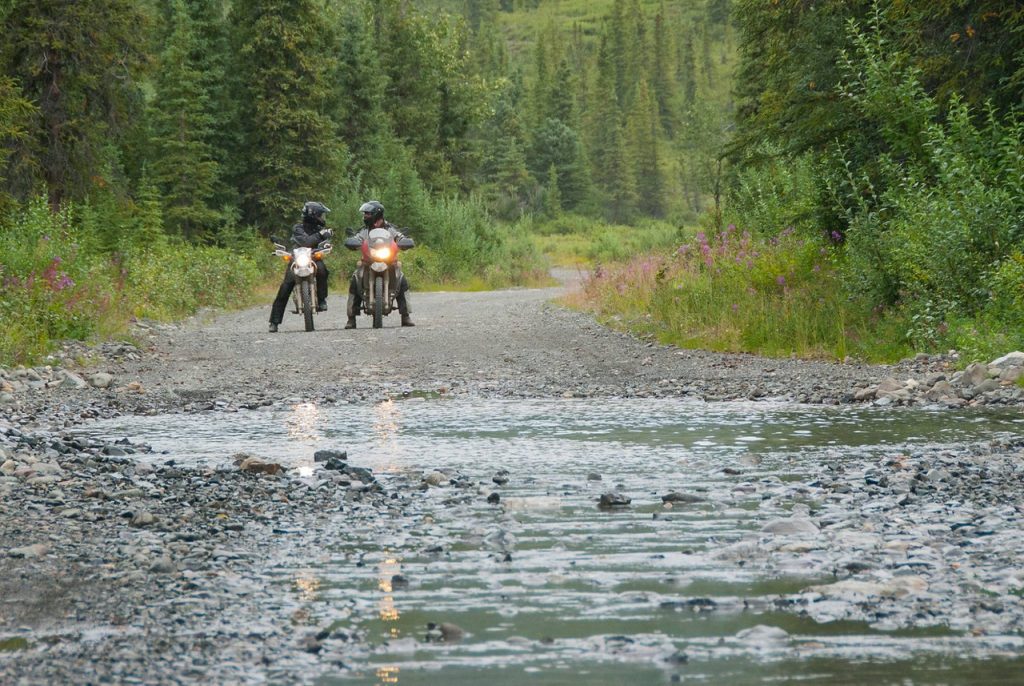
<box><xmin>577</xmin><ymin>225</ymin><xmax>897</xmax><ymax>360</ymax></box>
<box><xmin>0</xmin><ymin>199</ymin><xmax>271</xmax><ymax>365</ymax></box>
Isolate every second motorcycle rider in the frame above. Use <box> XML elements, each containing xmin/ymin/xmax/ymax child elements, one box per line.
<box><xmin>345</xmin><ymin>200</ymin><xmax>415</xmax><ymax>329</ymax></box>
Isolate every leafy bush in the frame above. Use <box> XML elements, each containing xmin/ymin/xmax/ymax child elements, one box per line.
<box><xmin>0</xmin><ymin>197</ymin><xmax>271</xmax><ymax>364</ymax></box>
<box><xmin>576</xmin><ymin>223</ymin><xmax>909</xmax><ymax>361</ymax></box>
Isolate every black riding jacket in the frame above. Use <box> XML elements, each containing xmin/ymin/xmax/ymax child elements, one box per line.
<box><xmin>291</xmin><ymin>220</ymin><xmax>329</xmax><ymax>248</ymax></box>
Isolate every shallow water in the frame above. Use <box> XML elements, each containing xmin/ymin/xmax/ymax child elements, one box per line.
<box><xmin>75</xmin><ymin>398</ymin><xmax>1024</xmax><ymax>684</ymax></box>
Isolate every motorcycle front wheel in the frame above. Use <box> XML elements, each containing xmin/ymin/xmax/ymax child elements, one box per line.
<box><xmin>300</xmin><ymin>279</ymin><xmax>315</xmax><ymax>331</ymax></box>
<box><xmin>373</xmin><ymin>276</ymin><xmax>384</xmax><ymax>329</ymax></box>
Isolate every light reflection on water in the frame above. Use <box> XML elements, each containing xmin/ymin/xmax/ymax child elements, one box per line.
<box><xmin>74</xmin><ymin>398</ymin><xmax>1024</xmax><ymax>683</ymax></box>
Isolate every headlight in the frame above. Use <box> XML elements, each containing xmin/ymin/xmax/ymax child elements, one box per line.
<box><xmin>294</xmin><ymin>253</ymin><xmax>312</xmax><ymax>268</ymax></box>
<box><xmin>370</xmin><ymin>246</ymin><xmax>392</xmax><ymax>260</ymax></box>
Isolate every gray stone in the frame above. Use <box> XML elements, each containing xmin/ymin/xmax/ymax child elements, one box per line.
<box><xmin>424</xmin><ymin>471</ymin><xmax>448</xmax><ymax>486</ymax></box>
<box><xmin>989</xmin><ymin>351</ymin><xmax>1024</xmax><ymax>369</ymax></box>
<box><xmin>661</xmin><ymin>492</ymin><xmax>706</xmax><ymax>504</ymax></box>
<box><xmin>60</xmin><ymin>371</ymin><xmax>89</xmax><ymax>390</ymax></box>
<box><xmin>962</xmin><ymin>362</ymin><xmax>988</xmax><ymax>388</ymax></box>
<box><xmin>598</xmin><ymin>492</ymin><xmax>631</xmax><ymax>508</ymax></box>
<box><xmin>89</xmin><ymin>372</ymin><xmax>115</xmax><ymax>389</ymax></box>
<box><xmin>130</xmin><ymin>511</ymin><xmax>156</xmax><ymax>527</ymax></box>
<box><xmin>761</xmin><ymin>518</ymin><xmax>820</xmax><ymax>535</ymax></box>
<box><xmin>9</xmin><ymin>543</ymin><xmax>49</xmax><ymax>559</ymax></box>
<box><xmin>924</xmin><ymin>380</ymin><xmax>955</xmax><ymax>402</ymax></box>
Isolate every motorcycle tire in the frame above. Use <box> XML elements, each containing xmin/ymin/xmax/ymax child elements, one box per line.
<box><xmin>373</xmin><ymin>276</ymin><xmax>384</xmax><ymax>329</ymax></box>
<box><xmin>300</xmin><ymin>279</ymin><xmax>315</xmax><ymax>332</ymax></box>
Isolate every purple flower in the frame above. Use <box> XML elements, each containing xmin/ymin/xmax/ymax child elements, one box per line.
<box><xmin>776</xmin><ymin>275</ymin><xmax>786</xmax><ymax>286</ymax></box>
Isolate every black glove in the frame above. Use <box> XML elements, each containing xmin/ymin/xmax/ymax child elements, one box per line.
<box><xmin>319</xmin><ymin>228</ymin><xmax>333</xmax><ymax>238</ymax></box>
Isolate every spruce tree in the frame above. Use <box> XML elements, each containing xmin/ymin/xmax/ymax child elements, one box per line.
<box><xmin>2</xmin><ymin>0</ymin><xmax>149</xmax><ymax>210</ymax></box>
<box><xmin>0</xmin><ymin>75</ymin><xmax>34</xmax><ymax>211</ymax></box>
<box><xmin>626</xmin><ymin>80</ymin><xmax>664</xmax><ymax>217</ymax></box>
<box><xmin>543</xmin><ymin>163</ymin><xmax>561</xmax><ymax>217</ymax></box>
<box><xmin>229</xmin><ymin>0</ymin><xmax>346</xmax><ymax>230</ymax></box>
<box><xmin>332</xmin><ymin>3</ymin><xmax>390</xmax><ymax>190</ymax></box>
<box><xmin>651</xmin><ymin>2</ymin><xmax>675</xmax><ymax>134</ymax></box>
<box><xmin>150</xmin><ymin>0</ymin><xmax>222</xmax><ymax>239</ymax></box>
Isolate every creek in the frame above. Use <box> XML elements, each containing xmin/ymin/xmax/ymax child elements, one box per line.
<box><xmin>73</xmin><ymin>397</ymin><xmax>1024</xmax><ymax>684</ymax></box>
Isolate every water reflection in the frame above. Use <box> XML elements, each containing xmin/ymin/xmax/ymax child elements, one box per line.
<box><xmin>287</xmin><ymin>401</ymin><xmax>322</xmax><ymax>476</ymax></box>
<box><xmin>287</xmin><ymin>401</ymin><xmax>323</xmax><ymax>442</ymax></box>
<box><xmin>376</xmin><ymin>554</ymin><xmax>403</xmax><ymax>685</ymax></box>
<box><xmin>294</xmin><ymin>570</ymin><xmax>321</xmax><ymax>601</ymax></box>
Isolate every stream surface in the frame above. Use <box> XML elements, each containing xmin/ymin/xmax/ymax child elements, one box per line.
<box><xmin>73</xmin><ymin>398</ymin><xmax>1024</xmax><ymax>684</ymax></box>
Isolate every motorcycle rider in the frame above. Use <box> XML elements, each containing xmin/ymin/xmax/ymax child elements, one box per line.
<box><xmin>345</xmin><ymin>200</ymin><xmax>414</xmax><ymax>329</ymax></box>
<box><xmin>268</xmin><ymin>201</ymin><xmax>333</xmax><ymax>333</ymax></box>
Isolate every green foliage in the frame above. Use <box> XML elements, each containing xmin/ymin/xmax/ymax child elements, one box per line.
<box><xmin>575</xmin><ymin>223</ymin><xmax>909</xmax><ymax>361</ymax></box>
<box><xmin>530</xmin><ymin>214</ymin><xmax>681</xmax><ymax>266</ymax></box>
<box><xmin>1</xmin><ymin>0</ymin><xmax>150</xmax><ymax>209</ymax></box>
<box><xmin>229</xmin><ymin>0</ymin><xmax>347</xmax><ymax>230</ymax></box>
<box><xmin>149</xmin><ymin>0</ymin><xmax>223</xmax><ymax>238</ymax></box>
<box><xmin>0</xmin><ymin>197</ymin><xmax>271</xmax><ymax>364</ymax></box>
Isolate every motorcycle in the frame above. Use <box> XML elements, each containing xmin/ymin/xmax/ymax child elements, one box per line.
<box><xmin>343</xmin><ymin>227</ymin><xmax>415</xmax><ymax>329</ymax></box>
<box><xmin>270</xmin><ymin>236</ymin><xmax>332</xmax><ymax>332</ymax></box>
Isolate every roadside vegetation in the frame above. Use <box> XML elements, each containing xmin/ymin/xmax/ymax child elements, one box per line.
<box><xmin>1</xmin><ymin>0</ymin><xmax>1021</xmax><ymax>365</ymax></box>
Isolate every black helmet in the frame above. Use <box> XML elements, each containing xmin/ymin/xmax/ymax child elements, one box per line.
<box><xmin>359</xmin><ymin>200</ymin><xmax>384</xmax><ymax>228</ymax></box>
<box><xmin>302</xmin><ymin>201</ymin><xmax>331</xmax><ymax>226</ymax></box>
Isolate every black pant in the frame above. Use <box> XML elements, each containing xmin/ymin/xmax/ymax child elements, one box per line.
<box><xmin>349</xmin><ymin>272</ymin><xmax>409</xmax><ymax>316</ymax></box>
<box><xmin>269</xmin><ymin>260</ymin><xmax>328</xmax><ymax>324</ymax></box>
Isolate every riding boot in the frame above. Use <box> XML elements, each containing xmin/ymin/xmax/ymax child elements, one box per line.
<box><xmin>397</xmin><ymin>287</ymin><xmax>412</xmax><ymax>327</ymax></box>
<box><xmin>345</xmin><ymin>317</ymin><xmax>357</xmax><ymax>329</ymax></box>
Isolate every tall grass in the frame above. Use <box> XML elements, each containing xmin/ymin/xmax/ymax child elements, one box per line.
<box><xmin>573</xmin><ymin>223</ymin><xmax>912</xmax><ymax>361</ymax></box>
<box><xmin>0</xmin><ymin>197</ymin><xmax>273</xmax><ymax>365</ymax></box>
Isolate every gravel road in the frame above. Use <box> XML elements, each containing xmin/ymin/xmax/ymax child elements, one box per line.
<box><xmin>95</xmin><ymin>274</ymin><xmax>914</xmax><ymax>410</ymax></box>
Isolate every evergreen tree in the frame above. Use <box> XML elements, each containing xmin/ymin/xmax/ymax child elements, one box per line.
<box><xmin>543</xmin><ymin>163</ymin><xmax>561</xmax><ymax>217</ymax></box>
<box><xmin>2</xmin><ymin>0</ymin><xmax>149</xmax><ymax>210</ymax></box>
<box><xmin>229</xmin><ymin>0</ymin><xmax>346</xmax><ymax>230</ymax></box>
<box><xmin>626</xmin><ymin>80</ymin><xmax>664</xmax><ymax>216</ymax></box>
<box><xmin>604</xmin><ymin>122</ymin><xmax>638</xmax><ymax>224</ymax></box>
<box><xmin>0</xmin><ymin>75</ymin><xmax>34</xmax><ymax>211</ymax></box>
<box><xmin>331</xmin><ymin>3</ymin><xmax>390</xmax><ymax>190</ymax></box>
<box><xmin>529</xmin><ymin>118</ymin><xmax>590</xmax><ymax>212</ymax></box>
<box><xmin>650</xmin><ymin>2</ymin><xmax>675</xmax><ymax>134</ymax></box>
<box><xmin>150</xmin><ymin>0</ymin><xmax>222</xmax><ymax>239</ymax></box>
<box><xmin>678</xmin><ymin>30</ymin><xmax>697</xmax><ymax>107</ymax></box>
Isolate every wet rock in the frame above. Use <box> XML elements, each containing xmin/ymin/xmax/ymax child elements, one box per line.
<box><xmin>736</xmin><ymin>625</ymin><xmax>789</xmax><ymax>642</ymax></box>
<box><xmin>661</xmin><ymin>492</ymin><xmax>706</xmax><ymax>504</ymax></box>
<box><xmin>492</xmin><ymin>469</ymin><xmax>510</xmax><ymax>485</ymax></box>
<box><xmin>238</xmin><ymin>456</ymin><xmax>285</xmax><ymax>476</ymax></box>
<box><xmin>587</xmin><ymin>472</ymin><xmax>602</xmax><ymax>481</ymax></box>
<box><xmin>130</xmin><ymin>511</ymin><xmax>156</xmax><ymax>527</ymax></box>
<box><xmin>314</xmin><ymin>449</ymin><xmax>346</xmax><ymax>463</ymax></box>
<box><xmin>486</xmin><ymin>492</ymin><xmax>500</xmax><ymax>504</ymax></box>
<box><xmin>598</xmin><ymin>492</ymin><xmax>631</xmax><ymax>509</ymax></box>
<box><xmin>8</xmin><ymin>543</ymin><xmax>49</xmax><ymax>559</ymax></box>
<box><xmin>761</xmin><ymin>518</ymin><xmax>820</xmax><ymax>535</ymax></box>
<box><xmin>149</xmin><ymin>556</ymin><xmax>175</xmax><ymax>574</ymax></box>
<box><xmin>390</xmin><ymin>574</ymin><xmax>409</xmax><ymax>589</ymax></box>
<box><xmin>424</xmin><ymin>471</ymin><xmax>449</xmax><ymax>487</ymax></box>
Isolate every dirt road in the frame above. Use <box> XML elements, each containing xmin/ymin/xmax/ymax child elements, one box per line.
<box><xmin>109</xmin><ymin>275</ymin><xmax>895</xmax><ymax>409</ymax></box>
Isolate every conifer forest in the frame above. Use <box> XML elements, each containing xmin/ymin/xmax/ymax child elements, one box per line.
<box><xmin>1</xmin><ymin>0</ymin><xmax>1023</xmax><ymax>362</ymax></box>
